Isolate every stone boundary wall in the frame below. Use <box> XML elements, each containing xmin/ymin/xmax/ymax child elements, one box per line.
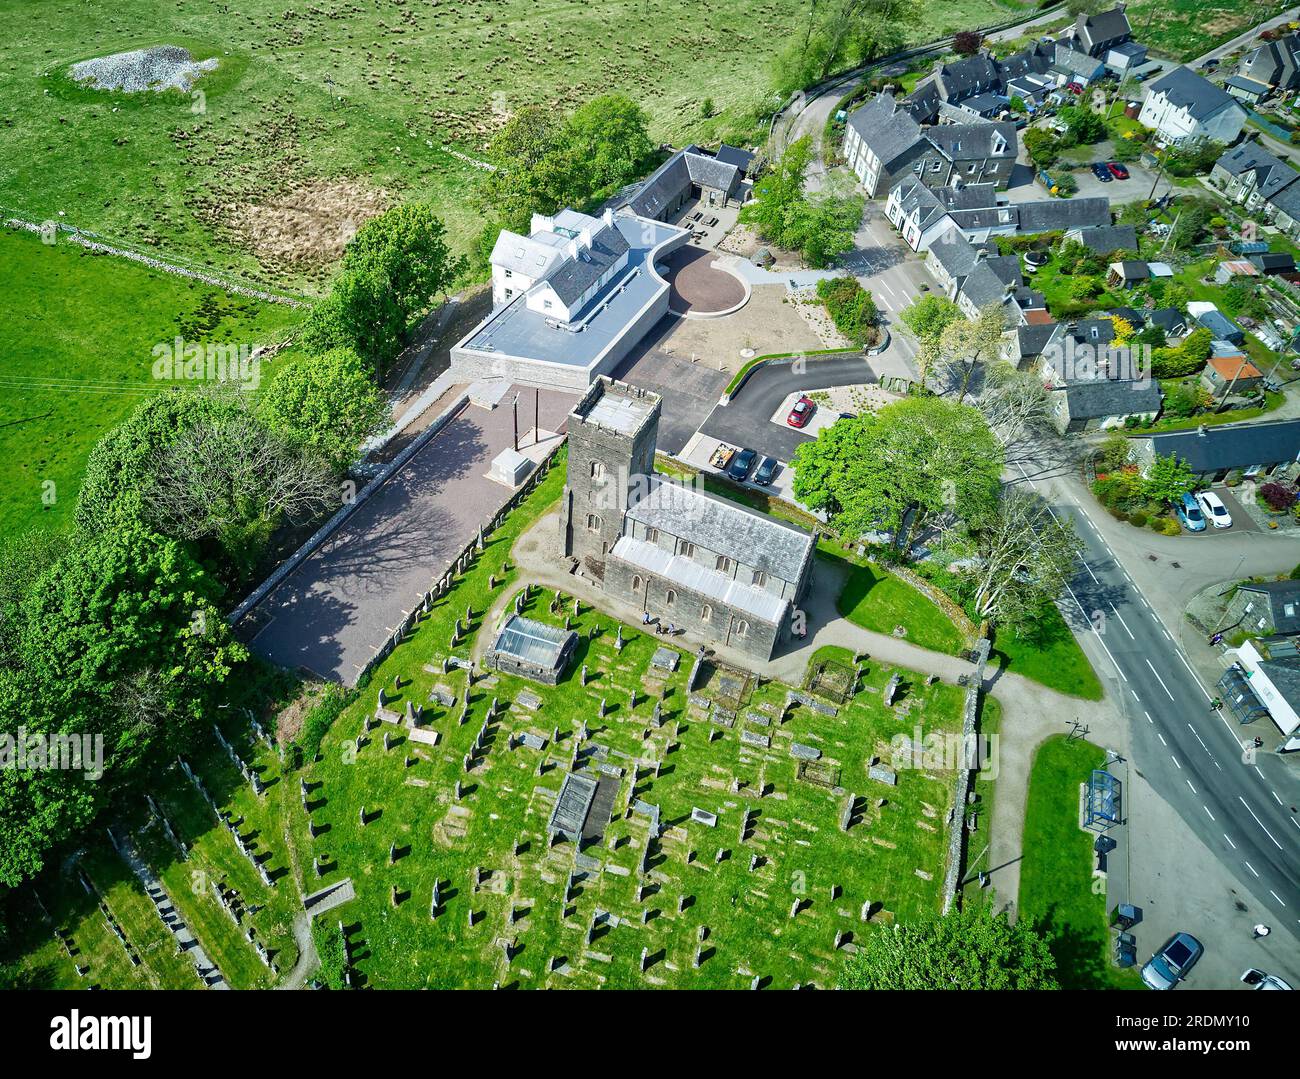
<box><xmin>942</xmin><ymin>639</ymin><xmax>990</xmax><ymax>915</ymax></box>
<box><xmin>2</xmin><ymin>216</ymin><xmax>307</xmax><ymax>306</ymax></box>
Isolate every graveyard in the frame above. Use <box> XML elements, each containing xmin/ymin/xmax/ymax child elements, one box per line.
<box><xmin>282</xmin><ymin>453</ymin><xmax>981</xmax><ymax>988</ymax></box>
<box><xmin>1</xmin><ymin>699</ymin><xmax>306</xmax><ymax>990</ymax></box>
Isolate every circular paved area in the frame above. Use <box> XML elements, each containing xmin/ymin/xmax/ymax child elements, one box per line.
<box><xmin>662</xmin><ymin>247</ymin><xmax>747</xmax><ymax>316</ymax></box>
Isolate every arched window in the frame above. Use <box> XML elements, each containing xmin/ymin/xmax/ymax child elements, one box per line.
<box><xmin>679</xmin><ymin>541</ymin><xmax>695</xmax><ymax>558</ymax></box>
<box><xmin>591</xmin><ymin>460</ymin><xmax>605</xmax><ymax>479</ymax></box>
<box><xmin>586</xmin><ymin>513</ymin><xmax>602</xmax><ymax>532</ymax></box>
<box><xmin>735</xmin><ymin>619</ymin><xmax>749</xmax><ymax>639</ymax></box>
<box><xmin>716</xmin><ymin>555</ymin><xmax>732</xmax><ymax>573</ymax></box>
<box><xmin>646</xmin><ymin>527</ymin><xmax>659</xmax><ymax>544</ymax></box>
<box><xmin>752</xmin><ymin>570</ymin><xmax>767</xmax><ymax>587</ymax></box>
<box><xmin>665</xmin><ymin>589</ymin><xmax>677</xmax><ymax>607</ymax></box>
<box><xmin>700</xmin><ymin>604</ymin><xmax>712</xmax><ymax>623</ymax></box>
<box><xmin>632</xmin><ymin>575</ymin><xmax>643</xmax><ymax>592</ymax></box>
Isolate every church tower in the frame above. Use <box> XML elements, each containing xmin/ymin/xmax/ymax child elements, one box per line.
<box><xmin>560</xmin><ymin>377</ymin><xmax>661</xmax><ymax>576</ymax></box>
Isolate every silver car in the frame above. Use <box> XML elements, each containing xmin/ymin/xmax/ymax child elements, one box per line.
<box><xmin>1141</xmin><ymin>933</ymin><xmax>1203</xmax><ymax>990</ymax></box>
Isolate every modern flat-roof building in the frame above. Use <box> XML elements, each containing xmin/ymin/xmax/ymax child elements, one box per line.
<box><xmin>450</xmin><ymin>207</ymin><xmax>688</xmax><ymax>391</ymax></box>
<box><xmin>559</xmin><ymin>377</ymin><xmax>816</xmax><ymax>663</ymax></box>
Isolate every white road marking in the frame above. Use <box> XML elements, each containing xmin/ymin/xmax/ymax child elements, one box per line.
<box><xmin>1237</xmin><ymin>796</ymin><xmax>1284</xmax><ymax>851</ymax></box>
<box><xmin>1224</xmin><ymin>833</ymin><xmax>1237</xmax><ymax>849</ymax></box>
<box><xmin>1145</xmin><ymin>659</ymin><xmax>1175</xmax><ymax>701</ymax></box>
<box><xmin>1245</xmin><ymin>861</ymin><xmax>1260</xmax><ymax>878</ymax></box>
<box><xmin>1157</xmin><ymin>732</ymin><xmax>1167</xmax><ymax>746</ymax></box>
<box><xmin>1271</xmin><ymin>890</ymin><xmax>1287</xmax><ymax>907</ymax></box>
<box><xmin>1186</xmin><ymin>779</ymin><xmax>1196</xmax><ymax>794</ymax></box>
<box><xmin>1144</xmin><ymin>711</ymin><xmax>1153</xmax><ymax>724</ymax></box>
<box><xmin>1110</xmin><ymin>603</ymin><xmax>1135</xmax><ymax>640</ymax></box>
<box><xmin>1203</xmin><ymin>805</ymin><xmax>1215</xmax><ymax>822</ymax></box>
<box><xmin>1171</xmin><ymin>755</ymin><xmax>1182</xmax><ymax>770</ymax></box>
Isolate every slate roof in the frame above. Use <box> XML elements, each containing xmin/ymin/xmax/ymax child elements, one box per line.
<box><xmin>998</xmin><ymin>43</ymin><xmax>1054</xmax><ymax>81</ymax></box>
<box><xmin>1226</xmin><ymin>75</ymin><xmax>1273</xmax><ymax>99</ymax></box>
<box><xmin>1052</xmin><ymin>44</ymin><xmax>1105</xmax><ymax>80</ymax></box>
<box><xmin>1258</xmin><ymin>655</ymin><xmax>1300</xmax><ymax>714</ymax></box>
<box><xmin>1058</xmin><ymin>378</ymin><xmax>1161</xmax><ymax>420</ymax></box>
<box><xmin>1073</xmin><ymin>6</ymin><xmax>1133</xmax><ymax>53</ymax></box>
<box><xmin>1251</xmin><ymin>252</ymin><xmax>1297</xmax><ymax>274</ymax></box>
<box><xmin>928</xmin><ymin>229</ymin><xmax>982</xmax><ymax>278</ymax></box>
<box><xmin>713</xmin><ymin>143</ymin><xmax>754</xmax><ymax>174</ymax></box>
<box><xmin>846</xmin><ymin>95</ymin><xmax>927</xmax><ymax>169</ymax></box>
<box><xmin>1110</xmin><ymin>259</ymin><xmax>1148</xmax><ymax>282</ymax></box>
<box><xmin>624</xmin><ymin>145</ymin><xmax>738</xmax><ymax>218</ymax></box>
<box><xmin>1239</xmin><ymin>580</ymin><xmax>1300</xmax><ymax>635</ymax></box>
<box><xmin>1148</xmin><ymin>307</ymin><xmax>1188</xmax><ymax>334</ymax></box>
<box><xmin>1069</xmin><ymin>225</ymin><xmax>1138</xmax><ymax>256</ymax></box>
<box><xmin>1016</xmin><ymin>322</ymin><xmax>1060</xmax><ymax>358</ymax></box>
<box><xmin>1015</xmin><ymin>196</ymin><xmax>1111</xmax><ymax>233</ymax></box>
<box><xmin>933</xmin><ymin>52</ymin><xmax>1001</xmax><ymax>101</ymax></box>
<box><xmin>544</xmin><ymin>223</ymin><xmax>631</xmax><ymax>307</ymax></box>
<box><xmin>926</xmin><ymin>121</ymin><xmax>1016</xmax><ymax>162</ymax></box>
<box><xmin>1215</xmin><ymin>142</ymin><xmax>1300</xmax><ymax>200</ymax></box>
<box><xmin>624</xmin><ymin>478</ymin><xmax>814</xmax><ymax>585</ymax></box>
<box><xmin>961</xmin><ymin>260</ymin><xmax>1017</xmax><ymax>310</ymax></box>
<box><xmin>1142</xmin><ymin>418</ymin><xmax>1300</xmax><ymax>473</ymax></box>
<box><xmin>1196</xmin><ymin>309</ymin><xmax>1245</xmax><ymax>343</ymax></box>
<box><xmin>892</xmin><ymin>177</ymin><xmax>949</xmax><ymax>232</ymax></box>
<box><xmin>1147</xmin><ymin>66</ymin><xmax>1240</xmax><ymax>121</ymax></box>
<box><xmin>1267</xmin><ymin>181</ymin><xmax>1300</xmax><ymax>221</ymax></box>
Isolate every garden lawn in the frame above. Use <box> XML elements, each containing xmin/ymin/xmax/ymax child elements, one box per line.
<box><xmin>830</xmin><ymin>552</ymin><xmax>967</xmax><ymax>657</ymax></box>
<box><xmin>1018</xmin><ymin>735</ymin><xmax>1140</xmax><ymax>989</ymax></box>
<box><xmin>990</xmin><ymin>603</ymin><xmax>1104</xmax><ymax>701</ymax></box>
<box><xmin>279</xmin><ymin>468</ymin><xmax>969</xmax><ymax>988</ymax></box>
<box><xmin>1121</xmin><ymin>0</ymin><xmax>1293</xmax><ymax>61</ymax></box>
<box><xmin>0</xmin><ymin>226</ymin><xmax>299</xmax><ymax>536</ymax></box>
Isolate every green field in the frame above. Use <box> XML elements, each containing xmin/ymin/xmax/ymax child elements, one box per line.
<box><xmin>990</xmin><ymin>604</ymin><xmax>1104</xmax><ymax>701</ymax></box>
<box><xmin>1125</xmin><ymin>0</ymin><xmax>1292</xmax><ymax>61</ymax></box>
<box><xmin>1018</xmin><ymin>735</ymin><xmax>1139</xmax><ymax>989</ymax></box>
<box><xmin>0</xmin><ymin>226</ymin><xmax>299</xmax><ymax>535</ymax></box>
<box><xmin>0</xmin><ymin>0</ymin><xmax>1036</xmax><ymax>287</ymax></box>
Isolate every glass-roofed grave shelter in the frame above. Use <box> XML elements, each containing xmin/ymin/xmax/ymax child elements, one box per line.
<box><xmin>484</xmin><ymin>614</ymin><xmax>579</xmax><ymax>685</ymax></box>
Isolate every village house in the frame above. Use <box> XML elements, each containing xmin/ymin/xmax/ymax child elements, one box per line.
<box><xmin>1210</xmin><ymin>142</ymin><xmax>1300</xmax><ymax>217</ymax></box>
<box><xmin>1057</xmin><ymin>4</ymin><xmax>1147</xmax><ymax>76</ymax></box>
<box><xmin>1138</xmin><ymin>66</ymin><xmax>1247</xmax><ymax>146</ymax></box>
<box><xmin>1130</xmin><ymin>418</ymin><xmax>1300</xmax><ymax>482</ymax></box>
<box><xmin>1235</xmin><ymin>30</ymin><xmax>1300</xmax><ymax>101</ymax></box>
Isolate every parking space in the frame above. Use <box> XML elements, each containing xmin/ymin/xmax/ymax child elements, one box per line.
<box><xmin>1006</xmin><ymin>137</ymin><xmax>1171</xmax><ymax>205</ymax></box>
<box><xmin>676</xmin><ymin>431</ymin><xmax>798</xmax><ymax>503</ymax></box>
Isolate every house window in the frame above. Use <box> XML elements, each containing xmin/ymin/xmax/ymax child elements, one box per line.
<box><xmin>504</xmin><ymin>288</ymin><xmax>513</xmax><ymax>298</ymax></box>
<box><xmin>646</xmin><ymin>528</ymin><xmax>659</xmax><ymax>544</ymax></box>
<box><xmin>504</xmin><ymin>268</ymin><xmax>513</xmax><ymax>278</ymax></box>
<box><xmin>665</xmin><ymin>589</ymin><xmax>677</xmax><ymax>607</ymax></box>
<box><xmin>968</xmin><ymin>163</ymin><xmax>978</xmax><ymax>174</ymax></box>
<box><xmin>632</xmin><ymin>575</ymin><xmax>643</xmax><ymax>592</ymax></box>
<box><xmin>930</xmin><ymin>161</ymin><xmax>943</xmax><ymax>172</ymax></box>
<box><xmin>586</xmin><ymin>514</ymin><xmax>602</xmax><ymax>532</ymax></box>
<box><xmin>543</xmin><ymin>300</ymin><xmax>553</xmax><ymax>310</ymax></box>
<box><xmin>734</xmin><ymin>619</ymin><xmax>750</xmax><ymax>639</ymax></box>
<box><xmin>700</xmin><ymin>604</ymin><xmax>712</xmax><ymax>623</ymax></box>
<box><xmin>591</xmin><ymin>460</ymin><xmax>605</xmax><ymax>479</ymax></box>
<box><xmin>679</xmin><ymin>541</ymin><xmax>695</xmax><ymax>558</ymax></box>
<box><xmin>752</xmin><ymin>570</ymin><xmax>767</xmax><ymax>587</ymax></box>
<box><xmin>716</xmin><ymin>555</ymin><xmax>732</xmax><ymax>573</ymax></box>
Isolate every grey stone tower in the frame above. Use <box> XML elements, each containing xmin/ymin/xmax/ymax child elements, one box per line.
<box><xmin>560</xmin><ymin>377</ymin><xmax>661</xmax><ymax>576</ymax></box>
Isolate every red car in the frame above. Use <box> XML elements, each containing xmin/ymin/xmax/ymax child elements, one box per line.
<box><xmin>787</xmin><ymin>395</ymin><xmax>815</xmax><ymax>428</ymax></box>
<box><xmin>1106</xmin><ymin>161</ymin><xmax>1129</xmax><ymax>180</ymax></box>
<box><xmin>1066</xmin><ymin>81</ymin><xmax>1084</xmax><ymax>95</ymax></box>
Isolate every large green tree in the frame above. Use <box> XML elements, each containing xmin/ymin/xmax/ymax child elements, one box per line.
<box><xmin>260</xmin><ymin>348</ymin><xmax>390</xmax><ymax>474</ymax></box>
<box><xmin>839</xmin><ymin>906</ymin><xmax>1059</xmax><ymax>989</ymax></box>
<box><xmin>791</xmin><ymin>396</ymin><xmax>1003</xmax><ymax>552</ymax></box>
<box><xmin>0</xmin><ymin>525</ymin><xmax>243</xmax><ymax>886</ymax></box>
<box><xmin>566</xmin><ymin>94</ymin><xmax>656</xmax><ymax>194</ymax></box>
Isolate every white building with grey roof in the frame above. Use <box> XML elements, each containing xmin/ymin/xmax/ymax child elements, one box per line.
<box><xmin>560</xmin><ymin>377</ymin><xmax>816</xmax><ymax>662</ymax></box>
<box><xmin>1139</xmin><ymin>66</ymin><xmax>1247</xmax><ymax>146</ymax></box>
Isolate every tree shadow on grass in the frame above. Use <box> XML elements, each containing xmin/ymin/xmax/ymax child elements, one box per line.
<box><xmin>1029</xmin><ymin>906</ymin><xmax>1117</xmax><ymax>990</ymax></box>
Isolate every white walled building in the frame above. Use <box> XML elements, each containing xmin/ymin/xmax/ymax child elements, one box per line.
<box><xmin>1138</xmin><ymin>66</ymin><xmax>1247</xmax><ymax>146</ymax></box>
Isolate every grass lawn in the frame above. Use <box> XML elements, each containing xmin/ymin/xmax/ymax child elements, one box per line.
<box><xmin>0</xmin><ymin>0</ymin><xmax>1033</xmax><ymax>286</ymax></box>
<box><xmin>990</xmin><ymin>603</ymin><xmax>1104</xmax><ymax>702</ymax></box>
<box><xmin>1018</xmin><ymin>735</ymin><xmax>1140</xmax><ymax>989</ymax></box>
<box><xmin>828</xmin><ymin>550</ymin><xmax>968</xmax><ymax>657</ymax></box>
<box><xmin>267</xmin><ymin>460</ymin><xmax>971</xmax><ymax>988</ymax></box>
<box><xmin>0</xmin><ymin>226</ymin><xmax>299</xmax><ymax>536</ymax></box>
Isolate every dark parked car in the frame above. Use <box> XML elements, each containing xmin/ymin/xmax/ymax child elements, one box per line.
<box><xmin>1107</xmin><ymin>161</ymin><xmax>1130</xmax><ymax>179</ymax></box>
<box><xmin>1091</xmin><ymin>162</ymin><xmax>1113</xmax><ymax>182</ymax></box>
<box><xmin>753</xmin><ymin>456</ymin><xmax>778</xmax><ymax>486</ymax></box>
<box><xmin>727</xmin><ymin>447</ymin><xmax>757</xmax><ymax>482</ymax></box>
<box><xmin>787</xmin><ymin>395</ymin><xmax>815</xmax><ymax>428</ymax></box>
<box><xmin>1141</xmin><ymin>933</ymin><xmax>1203</xmax><ymax>990</ymax></box>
